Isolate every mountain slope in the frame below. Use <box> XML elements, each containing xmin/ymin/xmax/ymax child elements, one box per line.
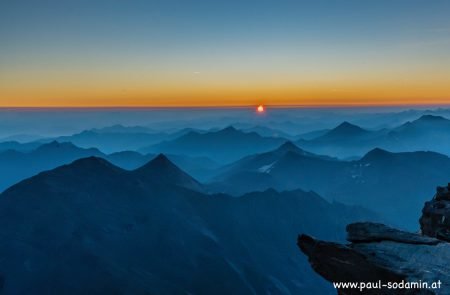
<box><xmin>211</xmin><ymin>145</ymin><xmax>450</xmax><ymax>229</ymax></box>
<box><xmin>211</xmin><ymin>141</ymin><xmax>336</xmax><ymax>190</ymax></box>
<box><xmin>0</xmin><ymin>156</ymin><xmax>375</xmax><ymax>294</ymax></box>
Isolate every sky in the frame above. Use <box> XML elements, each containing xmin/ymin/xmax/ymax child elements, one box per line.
<box><xmin>1</xmin><ymin>0</ymin><xmax>450</xmax><ymax>107</ymax></box>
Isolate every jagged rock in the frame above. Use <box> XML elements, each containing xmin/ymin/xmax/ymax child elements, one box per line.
<box><xmin>298</xmin><ymin>234</ymin><xmax>406</xmax><ymax>295</ymax></box>
<box><xmin>347</xmin><ymin>222</ymin><xmax>440</xmax><ymax>245</ymax></box>
<box><xmin>420</xmin><ymin>184</ymin><xmax>450</xmax><ymax>241</ymax></box>
<box><xmin>299</xmin><ymin>222</ymin><xmax>448</xmax><ymax>294</ymax></box>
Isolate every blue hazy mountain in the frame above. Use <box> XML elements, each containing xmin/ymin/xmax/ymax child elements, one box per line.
<box><xmin>45</xmin><ymin>128</ymin><xmax>170</xmax><ymax>153</ymax></box>
<box><xmin>88</xmin><ymin>150</ymin><xmax>219</xmax><ymax>181</ymax></box>
<box><xmin>36</xmin><ymin>125</ymin><xmax>217</xmax><ymax>154</ymax></box>
<box><xmin>314</xmin><ymin>121</ymin><xmax>372</xmax><ymax>140</ymax></box>
<box><xmin>213</xmin><ymin>141</ymin><xmax>335</xmax><ymax>177</ymax></box>
<box><xmin>385</xmin><ymin>115</ymin><xmax>450</xmax><ymax>152</ymax></box>
<box><xmin>296</xmin><ymin>121</ymin><xmax>388</xmax><ymax>158</ymax></box>
<box><xmin>296</xmin><ymin>128</ymin><xmax>330</xmax><ymax>140</ymax></box>
<box><xmin>211</xmin><ymin>143</ymin><xmax>450</xmax><ymax>229</ymax></box>
<box><xmin>0</xmin><ymin>141</ymin><xmax>104</xmax><ymax>192</ymax></box>
<box><xmin>296</xmin><ymin>115</ymin><xmax>450</xmax><ymax>158</ymax></box>
<box><xmin>92</xmin><ymin>124</ymin><xmax>156</xmax><ymax>134</ymax></box>
<box><xmin>0</xmin><ymin>156</ymin><xmax>375</xmax><ymax>294</ymax></box>
<box><xmin>0</xmin><ymin>142</ymin><xmax>220</xmax><ymax>192</ymax></box>
<box><xmin>140</xmin><ymin>126</ymin><xmax>287</xmax><ymax>163</ymax></box>
<box><xmin>0</xmin><ymin>140</ymin><xmax>41</xmax><ymax>152</ymax></box>
<box><xmin>240</xmin><ymin>125</ymin><xmax>297</xmax><ymax>140</ymax></box>
<box><xmin>0</xmin><ymin>133</ymin><xmax>44</xmax><ymax>143</ymax></box>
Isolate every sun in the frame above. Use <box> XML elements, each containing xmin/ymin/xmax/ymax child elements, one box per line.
<box><xmin>257</xmin><ymin>105</ymin><xmax>265</xmax><ymax>113</ymax></box>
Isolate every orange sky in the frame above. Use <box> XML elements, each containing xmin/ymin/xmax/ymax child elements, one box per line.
<box><xmin>2</xmin><ymin>77</ymin><xmax>450</xmax><ymax>107</ymax></box>
<box><xmin>1</xmin><ymin>0</ymin><xmax>450</xmax><ymax>107</ymax></box>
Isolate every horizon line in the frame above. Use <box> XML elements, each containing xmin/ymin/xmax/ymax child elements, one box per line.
<box><xmin>2</xmin><ymin>102</ymin><xmax>450</xmax><ymax>110</ymax></box>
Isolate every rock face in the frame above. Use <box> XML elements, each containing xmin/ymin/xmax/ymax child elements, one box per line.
<box><xmin>298</xmin><ymin>222</ymin><xmax>448</xmax><ymax>295</ymax></box>
<box><xmin>420</xmin><ymin>183</ymin><xmax>450</xmax><ymax>241</ymax></box>
<box><xmin>299</xmin><ymin>185</ymin><xmax>450</xmax><ymax>294</ymax></box>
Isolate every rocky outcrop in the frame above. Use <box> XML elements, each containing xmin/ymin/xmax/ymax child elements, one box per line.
<box><xmin>298</xmin><ymin>222</ymin><xmax>448</xmax><ymax>294</ymax></box>
<box><xmin>299</xmin><ymin>185</ymin><xmax>450</xmax><ymax>294</ymax></box>
<box><xmin>347</xmin><ymin>222</ymin><xmax>440</xmax><ymax>245</ymax></box>
<box><xmin>420</xmin><ymin>183</ymin><xmax>450</xmax><ymax>241</ymax></box>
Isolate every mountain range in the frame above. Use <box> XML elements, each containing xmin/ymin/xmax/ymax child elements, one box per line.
<box><xmin>140</xmin><ymin>126</ymin><xmax>288</xmax><ymax>163</ymax></box>
<box><xmin>210</xmin><ymin>142</ymin><xmax>450</xmax><ymax>229</ymax></box>
<box><xmin>297</xmin><ymin>115</ymin><xmax>450</xmax><ymax>158</ymax></box>
<box><xmin>0</xmin><ymin>141</ymin><xmax>219</xmax><ymax>192</ymax></box>
<box><xmin>0</xmin><ymin>155</ymin><xmax>375</xmax><ymax>294</ymax></box>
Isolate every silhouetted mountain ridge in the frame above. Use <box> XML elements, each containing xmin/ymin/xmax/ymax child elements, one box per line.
<box><xmin>0</xmin><ymin>155</ymin><xmax>375</xmax><ymax>294</ymax></box>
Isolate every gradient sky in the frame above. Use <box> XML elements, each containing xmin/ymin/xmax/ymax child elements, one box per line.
<box><xmin>1</xmin><ymin>0</ymin><xmax>450</xmax><ymax>107</ymax></box>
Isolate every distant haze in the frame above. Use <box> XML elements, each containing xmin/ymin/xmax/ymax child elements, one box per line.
<box><xmin>1</xmin><ymin>106</ymin><xmax>450</xmax><ymax>138</ymax></box>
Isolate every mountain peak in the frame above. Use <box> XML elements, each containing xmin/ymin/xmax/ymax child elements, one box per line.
<box><xmin>150</xmin><ymin>153</ymin><xmax>172</xmax><ymax>166</ymax></box>
<box><xmin>58</xmin><ymin>156</ymin><xmax>123</xmax><ymax>176</ymax></box>
<box><xmin>360</xmin><ymin>148</ymin><xmax>392</xmax><ymax>161</ymax></box>
<box><xmin>276</xmin><ymin>141</ymin><xmax>302</xmax><ymax>153</ymax></box>
<box><xmin>71</xmin><ymin>156</ymin><xmax>115</xmax><ymax>167</ymax></box>
<box><xmin>220</xmin><ymin>126</ymin><xmax>239</xmax><ymax>133</ymax></box>
<box><xmin>136</xmin><ymin>153</ymin><xmax>177</xmax><ymax>171</ymax></box>
<box><xmin>35</xmin><ymin>141</ymin><xmax>76</xmax><ymax>151</ymax></box>
<box><xmin>416</xmin><ymin>115</ymin><xmax>447</xmax><ymax>122</ymax></box>
<box><xmin>319</xmin><ymin>121</ymin><xmax>368</xmax><ymax>139</ymax></box>
<box><xmin>34</xmin><ymin>141</ymin><xmax>103</xmax><ymax>156</ymax></box>
<box><xmin>335</xmin><ymin>121</ymin><xmax>366</xmax><ymax>132</ymax></box>
<box><xmin>134</xmin><ymin>154</ymin><xmax>203</xmax><ymax>192</ymax></box>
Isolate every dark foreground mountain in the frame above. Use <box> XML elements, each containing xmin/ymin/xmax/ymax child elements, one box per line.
<box><xmin>140</xmin><ymin>126</ymin><xmax>287</xmax><ymax>163</ymax></box>
<box><xmin>211</xmin><ymin>143</ymin><xmax>450</xmax><ymax>229</ymax></box>
<box><xmin>0</xmin><ymin>156</ymin><xmax>375</xmax><ymax>294</ymax></box>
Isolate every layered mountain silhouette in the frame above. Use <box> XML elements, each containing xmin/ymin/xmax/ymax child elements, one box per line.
<box><xmin>140</xmin><ymin>126</ymin><xmax>287</xmax><ymax>163</ymax></box>
<box><xmin>0</xmin><ymin>140</ymin><xmax>40</xmax><ymax>152</ymax></box>
<box><xmin>385</xmin><ymin>114</ymin><xmax>450</xmax><ymax>152</ymax></box>
<box><xmin>46</xmin><ymin>128</ymin><xmax>170</xmax><ymax>153</ymax></box>
<box><xmin>0</xmin><ymin>141</ymin><xmax>104</xmax><ymax>192</ymax></box>
<box><xmin>0</xmin><ymin>142</ymin><xmax>219</xmax><ymax>192</ymax></box>
<box><xmin>296</xmin><ymin>121</ymin><xmax>387</xmax><ymax>158</ymax></box>
<box><xmin>241</xmin><ymin>125</ymin><xmax>296</xmax><ymax>140</ymax></box>
<box><xmin>41</xmin><ymin>125</ymin><xmax>216</xmax><ymax>154</ymax></box>
<box><xmin>296</xmin><ymin>128</ymin><xmax>330</xmax><ymax>140</ymax></box>
<box><xmin>211</xmin><ymin>143</ymin><xmax>450</xmax><ymax>229</ymax></box>
<box><xmin>296</xmin><ymin>115</ymin><xmax>450</xmax><ymax>158</ymax></box>
<box><xmin>314</xmin><ymin>121</ymin><xmax>370</xmax><ymax>141</ymax></box>
<box><xmin>0</xmin><ymin>156</ymin><xmax>375</xmax><ymax>294</ymax></box>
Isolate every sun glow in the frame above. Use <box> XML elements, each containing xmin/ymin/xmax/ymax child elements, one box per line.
<box><xmin>257</xmin><ymin>105</ymin><xmax>265</xmax><ymax>113</ymax></box>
